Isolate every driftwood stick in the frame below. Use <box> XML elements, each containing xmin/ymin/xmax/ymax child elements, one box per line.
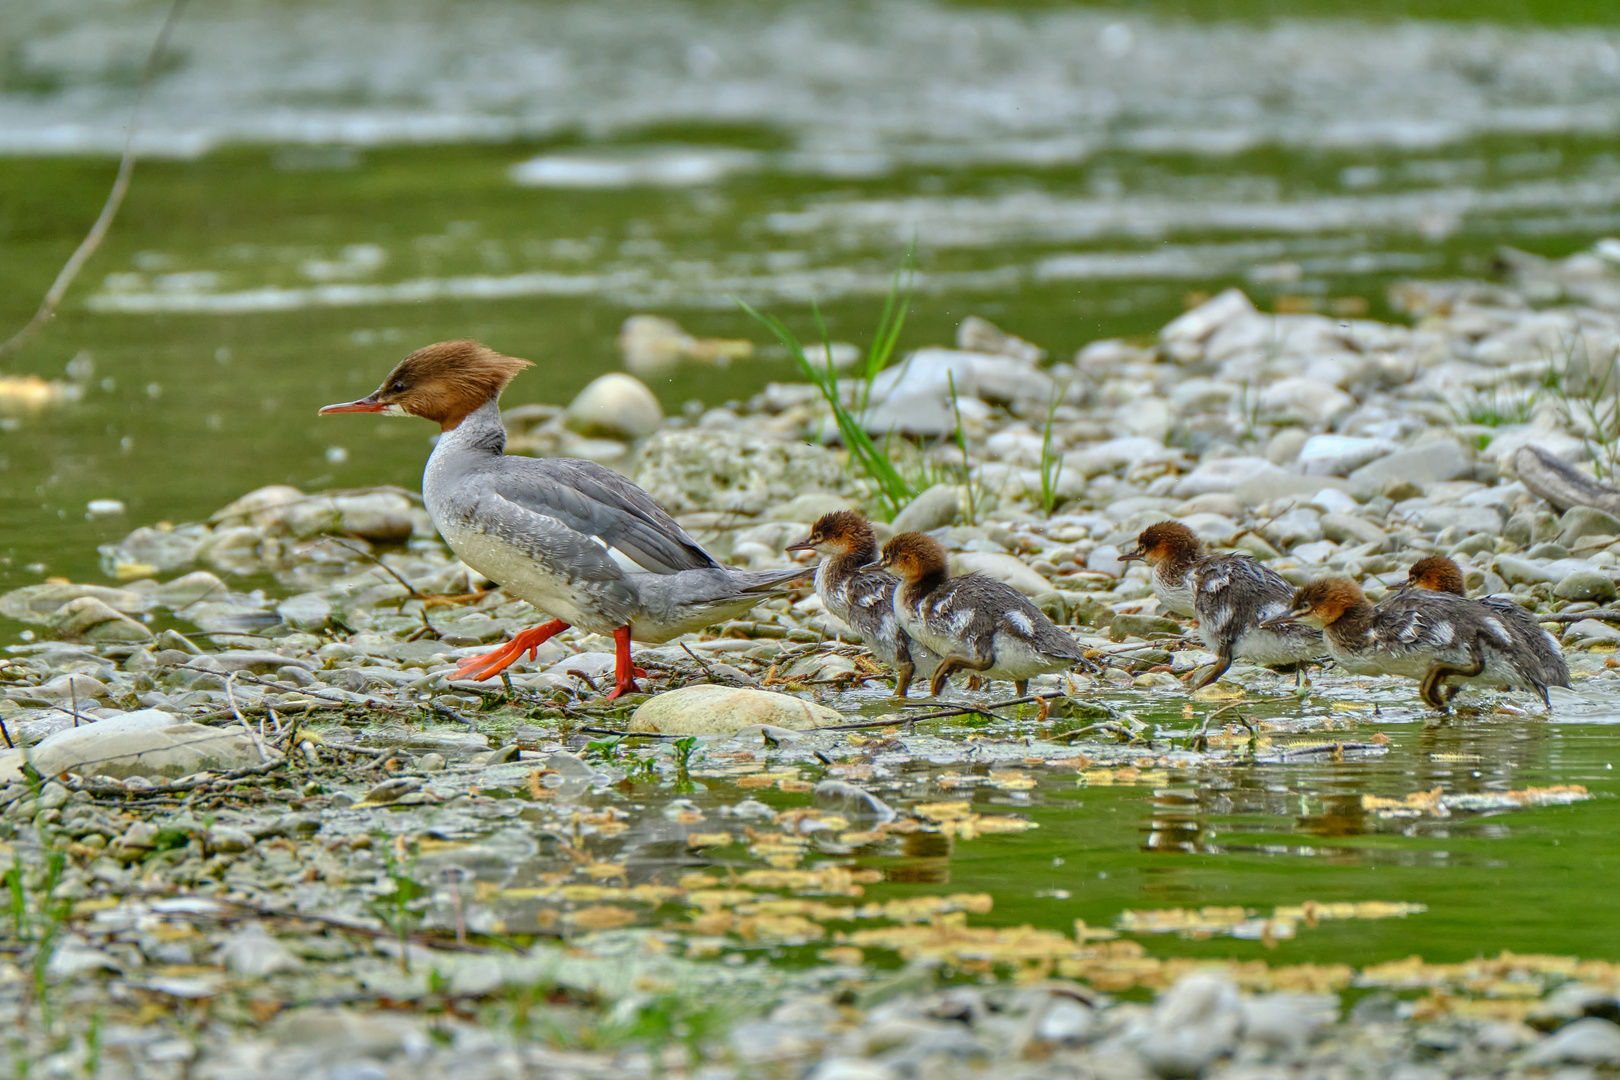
<box><xmin>1512</xmin><ymin>444</ymin><xmax>1620</xmax><ymax>514</ymax></box>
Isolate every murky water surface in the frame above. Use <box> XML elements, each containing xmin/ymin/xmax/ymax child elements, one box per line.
<box><xmin>3</xmin><ymin>0</ymin><xmax>1620</xmax><ymax>972</ymax></box>
<box><xmin>412</xmin><ymin>693</ymin><xmax>1620</xmax><ymax>968</ymax></box>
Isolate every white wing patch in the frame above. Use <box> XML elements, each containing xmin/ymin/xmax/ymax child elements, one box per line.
<box><xmin>1483</xmin><ymin>616</ymin><xmax>1510</xmax><ymax>645</ymax></box>
<box><xmin>950</xmin><ymin>609</ymin><xmax>975</xmax><ymax>634</ymax></box>
<box><xmin>858</xmin><ymin>592</ymin><xmax>884</xmax><ymax>608</ymax></box>
<box><xmin>1431</xmin><ymin>621</ymin><xmax>1454</xmax><ymax>646</ymax></box>
<box><xmin>1006</xmin><ymin>610</ymin><xmax>1034</xmax><ymax>635</ymax></box>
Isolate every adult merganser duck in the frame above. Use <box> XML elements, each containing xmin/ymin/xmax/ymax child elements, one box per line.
<box><xmin>1278</xmin><ymin>577</ymin><xmax>1528</xmax><ymax>711</ymax></box>
<box><xmin>1403</xmin><ymin>555</ymin><xmax>1568</xmax><ymax>705</ymax></box>
<box><xmin>1120</xmin><ymin>521</ymin><xmax>1323</xmax><ymax>689</ymax></box>
<box><xmin>784</xmin><ymin>510</ymin><xmax>940</xmax><ymax>697</ymax></box>
<box><xmin>320</xmin><ymin>340</ymin><xmax>803</xmax><ymax>699</ymax></box>
<box><xmin>870</xmin><ymin>531</ymin><xmax>1090</xmax><ymax>696</ymax></box>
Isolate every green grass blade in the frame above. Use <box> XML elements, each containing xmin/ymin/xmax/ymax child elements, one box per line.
<box><xmin>735</xmin><ymin>296</ymin><xmax>915</xmax><ymax>516</ymax></box>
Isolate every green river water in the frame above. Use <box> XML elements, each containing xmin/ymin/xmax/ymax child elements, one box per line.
<box><xmin>2</xmin><ymin>0</ymin><xmax>1619</xmax><ymax>974</ymax></box>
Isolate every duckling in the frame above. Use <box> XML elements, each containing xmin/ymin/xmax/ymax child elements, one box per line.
<box><xmin>1280</xmin><ymin>577</ymin><xmax>1528</xmax><ymax>711</ymax></box>
<box><xmin>785</xmin><ymin>510</ymin><xmax>940</xmax><ymax>697</ymax></box>
<box><xmin>871</xmin><ymin>531</ymin><xmax>1091</xmax><ymax>696</ymax></box>
<box><xmin>1121</xmin><ymin>520</ymin><xmax>1324</xmax><ymax>689</ymax></box>
<box><xmin>1403</xmin><ymin>555</ymin><xmax>1568</xmax><ymax>705</ymax></box>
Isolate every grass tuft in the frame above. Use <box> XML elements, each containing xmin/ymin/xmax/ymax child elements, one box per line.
<box><xmin>736</xmin><ymin>254</ymin><xmax>919</xmax><ymax>519</ymax></box>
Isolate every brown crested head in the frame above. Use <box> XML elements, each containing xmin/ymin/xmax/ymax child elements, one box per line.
<box><xmin>319</xmin><ymin>340</ymin><xmax>533</xmax><ymax>430</ymax></box>
<box><xmin>1287</xmin><ymin>577</ymin><xmax>1368</xmax><ymax>628</ymax></box>
<box><xmin>1120</xmin><ymin>520</ymin><xmax>1202</xmax><ymax>565</ymax></box>
<box><xmin>874</xmin><ymin>531</ymin><xmax>949</xmax><ymax>584</ymax></box>
<box><xmin>1406</xmin><ymin>555</ymin><xmax>1466</xmax><ymax>597</ymax></box>
<box><xmin>785</xmin><ymin>509</ymin><xmax>876</xmax><ymax>559</ymax></box>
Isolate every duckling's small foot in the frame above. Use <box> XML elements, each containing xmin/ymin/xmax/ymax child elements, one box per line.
<box><xmin>965</xmin><ymin>675</ymin><xmax>985</xmax><ymax>692</ymax></box>
<box><xmin>452</xmin><ymin>619</ymin><xmax>570</xmax><ymax>681</ymax></box>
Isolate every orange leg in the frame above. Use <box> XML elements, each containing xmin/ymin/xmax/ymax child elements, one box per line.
<box><xmin>451</xmin><ymin>619</ymin><xmax>569</xmax><ymax>682</ymax></box>
<box><xmin>604</xmin><ymin>625</ymin><xmax>649</xmax><ymax>701</ymax></box>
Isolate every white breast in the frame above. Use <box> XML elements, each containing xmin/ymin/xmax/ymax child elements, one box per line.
<box><xmin>438</xmin><ymin>518</ymin><xmax>614</xmax><ymax>633</ymax></box>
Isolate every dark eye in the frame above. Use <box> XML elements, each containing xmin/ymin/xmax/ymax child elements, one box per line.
<box><xmin>390</xmin><ymin>381</ymin><xmax>406</xmax><ymax>393</ymax></box>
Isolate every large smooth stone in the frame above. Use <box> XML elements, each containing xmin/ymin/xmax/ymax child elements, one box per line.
<box><xmin>1348</xmin><ymin>439</ymin><xmax>1473</xmax><ymax>489</ymax></box>
<box><xmin>333</xmin><ymin>492</ymin><xmax>415</xmax><ymax>542</ymax></box>
<box><xmin>1159</xmin><ymin>288</ymin><xmax>1256</xmax><ymax>361</ymax></box>
<box><xmin>1524</xmin><ymin>1017</ymin><xmax>1620</xmax><ymax>1066</ymax></box>
<box><xmin>862</xmin><ymin>348</ymin><xmax>1050</xmax><ymax>436</ymax></box>
<box><xmin>1554</xmin><ymin>569</ymin><xmax>1618</xmax><ymax>602</ymax></box>
<box><xmin>1131</xmin><ymin>974</ymin><xmax>1245</xmax><ymax>1077</ymax></box>
<box><xmin>49</xmin><ymin>597</ymin><xmax>153</xmax><ymax>642</ymax></box>
<box><xmin>1297</xmin><ymin>435</ymin><xmax>1398</xmax><ymax>477</ymax></box>
<box><xmin>629</xmin><ymin>685</ymin><xmax>842</xmax><ymax>735</ymax></box>
<box><xmin>1558</xmin><ymin>505</ymin><xmax>1620</xmax><ymax>547</ymax></box>
<box><xmin>0</xmin><ymin>582</ymin><xmax>153</xmax><ymax>624</ymax></box>
<box><xmin>565</xmin><ymin>373</ymin><xmax>664</xmax><ymax>440</ymax></box>
<box><xmin>948</xmin><ymin>551</ymin><xmax>1051</xmax><ymax>595</ymax></box>
<box><xmin>0</xmin><ymin>709</ymin><xmax>275</xmax><ymax>782</ymax></box>
<box><xmin>1171</xmin><ymin>457</ymin><xmax>1286</xmax><ymax>499</ymax></box>
<box><xmin>768</xmin><ymin>492</ymin><xmax>860</xmax><ymax>523</ymax></box>
<box><xmin>891</xmin><ymin>485</ymin><xmax>962</xmax><ymax>534</ymax></box>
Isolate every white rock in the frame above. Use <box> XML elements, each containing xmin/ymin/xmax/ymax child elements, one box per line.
<box><xmin>155</xmin><ymin>571</ymin><xmax>228</xmax><ymax>608</ymax></box>
<box><xmin>1349</xmin><ymin>439</ymin><xmax>1474</xmax><ymax>489</ymax></box>
<box><xmin>1075</xmin><ymin>338</ymin><xmax>1155</xmax><ymax>372</ymax></box>
<box><xmin>1133</xmin><ymin>973</ymin><xmax>1244</xmax><ymax>1077</ymax></box>
<box><xmin>1063</xmin><ymin>437</ymin><xmax>1166</xmax><ymax>479</ymax></box>
<box><xmin>1298</xmin><ymin>435</ymin><xmax>1399</xmax><ymax>477</ymax></box>
<box><xmin>1308</xmin><ymin>488</ymin><xmax>1361</xmax><ymax>515</ymax></box>
<box><xmin>891</xmin><ymin>485</ymin><xmax>963</xmax><ymax>533</ymax></box>
<box><xmin>564</xmin><ymin>373</ymin><xmax>664</xmax><ymax>440</ymax></box>
<box><xmin>1264</xmin><ymin>507</ymin><xmax>1324</xmax><ymax>549</ymax></box>
<box><xmin>1172</xmin><ymin>457</ymin><xmax>1287</xmax><ymax>499</ymax></box>
<box><xmin>0</xmin><ymin>710</ymin><xmax>274</xmax><ymax>782</ymax></box>
<box><xmin>948</xmin><ymin>551</ymin><xmax>1051</xmax><ymax>595</ymax></box>
<box><xmin>1180</xmin><ymin>513</ymin><xmax>1240</xmax><ymax>546</ymax></box>
<box><xmin>629</xmin><ymin>685</ymin><xmax>842</xmax><ymax>735</ymax></box>
<box><xmin>50</xmin><ymin>597</ymin><xmax>153</xmax><ymax>642</ymax></box>
<box><xmin>216</xmin><ymin>926</ymin><xmax>302</xmax><ymax>976</ymax></box>
<box><xmin>957</xmin><ymin>315</ymin><xmax>1045</xmax><ymax>363</ymax></box>
<box><xmin>0</xmin><ymin>582</ymin><xmax>152</xmax><ymax>624</ymax></box>
<box><xmin>332</xmin><ymin>492</ymin><xmax>415</xmax><ymax>542</ymax></box>
<box><xmin>276</xmin><ymin>593</ymin><xmax>332</xmax><ymax>630</ymax></box>
<box><xmin>1111</xmin><ymin>397</ymin><xmax>1172</xmax><ymax>442</ymax></box>
<box><xmin>1160</xmin><ymin>288</ymin><xmax>1256</xmax><ymax>362</ymax></box>
<box><xmin>1087</xmin><ymin>544</ymin><xmax>1126</xmax><ymax>578</ymax></box>
<box><xmin>864</xmin><ymin>348</ymin><xmax>1050</xmax><ymax>436</ymax></box>
<box><xmin>767</xmin><ymin>492</ymin><xmax>860</xmax><ymax>523</ymax></box>
<box><xmin>1523</xmin><ymin>1018</ymin><xmax>1620</xmax><ymax>1066</ymax></box>
<box><xmin>1258</xmin><ymin>377</ymin><xmax>1354</xmax><ymax>426</ymax></box>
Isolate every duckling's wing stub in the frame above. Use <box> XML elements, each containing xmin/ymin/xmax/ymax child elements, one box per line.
<box><xmin>496</xmin><ymin>457</ymin><xmax>716</xmax><ymax>575</ymax></box>
<box><xmin>1482</xmin><ymin>597</ymin><xmax>1571</xmax><ymax>690</ymax></box>
<box><xmin>1194</xmin><ymin>555</ymin><xmax>1296</xmax><ymax>638</ymax></box>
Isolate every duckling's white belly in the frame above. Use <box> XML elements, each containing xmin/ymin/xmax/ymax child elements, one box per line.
<box><xmin>983</xmin><ymin>631</ymin><xmax>1074</xmax><ymax>681</ymax></box>
<box><xmin>1154</xmin><ymin>576</ymin><xmax>1196</xmax><ymax>618</ymax></box>
<box><xmin>438</xmin><ymin>519</ymin><xmax>620</xmax><ymax>633</ymax></box>
<box><xmin>1233</xmin><ymin>627</ymin><xmax>1319</xmax><ymax>667</ymax></box>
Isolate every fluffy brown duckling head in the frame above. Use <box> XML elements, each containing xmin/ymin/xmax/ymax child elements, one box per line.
<box><xmin>1120</xmin><ymin>521</ymin><xmax>1203</xmax><ymax>567</ymax></box>
<box><xmin>785</xmin><ymin>510</ymin><xmax>877</xmax><ymax>560</ymax></box>
<box><xmin>320</xmin><ymin>340</ymin><xmax>534</xmax><ymax>431</ymax></box>
<box><xmin>870</xmin><ymin>532</ymin><xmax>949</xmax><ymax>584</ymax></box>
<box><xmin>1405</xmin><ymin>555</ymin><xmax>1467</xmax><ymax>597</ymax></box>
<box><xmin>1285</xmin><ymin>578</ymin><xmax>1369</xmax><ymax>629</ymax></box>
